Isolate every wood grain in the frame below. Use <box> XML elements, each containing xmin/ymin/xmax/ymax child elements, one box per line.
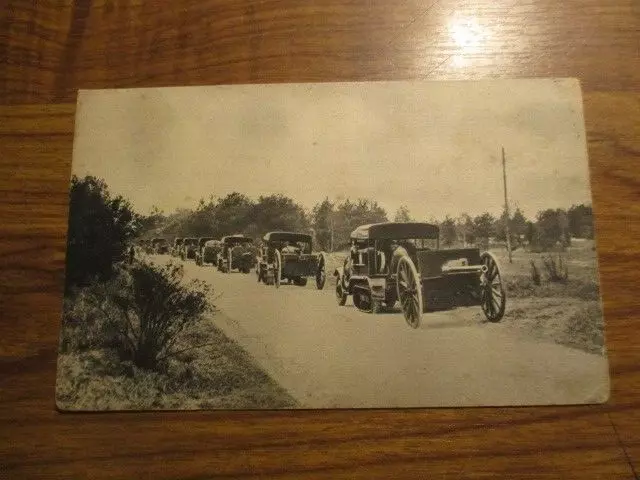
<box><xmin>1</xmin><ymin>0</ymin><xmax>639</xmax><ymax>478</ymax></box>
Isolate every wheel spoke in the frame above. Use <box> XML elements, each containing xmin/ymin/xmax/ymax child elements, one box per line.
<box><xmin>492</xmin><ymin>297</ymin><xmax>501</xmax><ymax>314</ymax></box>
<box><xmin>486</xmin><ymin>289</ymin><xmax>494</xmax><ymax>315</ymax></box>
<box><xmin>399</xmin><ymin>264</ymin><xmax>407</xmax><ymax>283</ymax></box>
<box><xmin>411</xmin><ymin>298</ymin><xmax>419</xmax><ymax>318</ymax></box>
<box><xmin>405</xmin><ymin>300</ymin><xmax>413</xmax><ymax>320</ymax></box>
<box><xmin>401</xmin><ymin>294</ymin><xmax>411</xmax><ymax>309</ymax></box>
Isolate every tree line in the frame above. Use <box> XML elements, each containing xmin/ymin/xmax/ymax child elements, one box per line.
<box><xmin>66</xmin><ymin>175</ymin><xmax>594</xmax><ymax>289</ymax></box>
<box><xmin>431</xmin><ymin>205</ymin><xmax>594</xmax><ymax>251</ymax></box>
<box><xmin>141</xmin><ymin>189</ymin><xmax>593</xmax><ymax>253</ymax></box>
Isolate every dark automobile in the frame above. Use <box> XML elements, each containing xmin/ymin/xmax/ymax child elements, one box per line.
<box><xmin>198</xmin><ymin>239</ymin><xmax>222</xmax><ymax>266</ymax></box>
<box><xmin>195</xmin><ymin>237</ymin><xmax>216</xmax><ymax>266</ymax></box>
<box><xmin>180</xmin><ymin>237</ymin><xmax>198</xmax><ymax>261</ymax></box>
<box><xmin>172</xmin><ymin>238</ymin><xmax>184</xmax><ymax>257</ymax></box>
<box><xmin>151</xmin><ymin>238</ymin><xmax>170</xmax><ymax>254</ymax></box>
<box><xmin>256</xmin><ymin>231</ymin><xmax>326</xmax><ymax>289</ymax></box>
<box><xmin>217</xmin><ymin>235</ymin><xmax>256</xmax><ymax>273</ymax></box>
<box><xmin>333</xmin><ymin>222</ymin><xmax>506</xmax><ymax>328</ymax></box>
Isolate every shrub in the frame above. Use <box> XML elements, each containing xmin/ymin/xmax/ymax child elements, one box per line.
<box><xmin>61</xmin><ymin>261</ymin><xmax>212</xmax><ymax>372</ymax></box>
<box><xmin>109</xmin><ymin>262</ymin><xmax>212</xmax><ymax>371</ymax></box>
<box><xmin>542</xmin><ymin>255</ymin><xmax>569</xmax><ymax>283</ymax></box>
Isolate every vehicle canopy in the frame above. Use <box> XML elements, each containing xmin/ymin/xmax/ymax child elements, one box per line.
<box><xmin>174</xmin><ymin>238</ymin><xmax>184</xmax><ymax>245</ymax></box>
<box><xmin>262</xmin><ymin>231</ymin><xmax>312</xmax><ymax>253</ymax></box>
<box><xmin>198</xmin><ymin>237</ymin><xmax>215</xmax><ymax>247</ymax></box>
<box><xmin>204</xmin><ymin>239</ymin><xmax>222</xmax><ymax>248</ymax></box>
<box><xmin>350</xmin><ymin>222</ymin><xmax>439</xmax><ymax>241</ymax></box>
<box><xmin>263</xmin><ymin>231</ymin><xmax>312</xmax><ymax>244</ymax></box>
<box><xmin>221</xmin><ymin>234</ymin><xmax>254</xmax><ymax>246</ymax></box>
<box><xmin>183</xmin><ymin>237</ymin><xmax>198</xmax><ymax>246</ymax></box>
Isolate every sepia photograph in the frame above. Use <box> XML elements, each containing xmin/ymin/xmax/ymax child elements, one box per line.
<box><xmin>56</xmin><ymin>79</ymin><xmax>609</xmax><ymax>410</ymax></box>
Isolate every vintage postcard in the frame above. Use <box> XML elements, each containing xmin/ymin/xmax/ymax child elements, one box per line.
<box><xmin>56</xmin><ymin>79</ymin><xmax>609</xmax><ymax>410</ymax></box>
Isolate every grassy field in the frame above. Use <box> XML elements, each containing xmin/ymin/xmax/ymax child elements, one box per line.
<box><xmin>57</xmin><ymin>297</ymin><xmax>297</xmax><ymax>411</ymax></box>
<box><xmin>325</xmin><ymin>240</ymin><xmax>605</xmax><ymax>355</ymax></box>
<box><xmin>490</xmin><ymin>240</ymin><xmax>605</xmax><ymax>355</ymax></box>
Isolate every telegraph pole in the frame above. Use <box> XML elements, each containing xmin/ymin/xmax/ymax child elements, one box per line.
<box><xmin>502</xmin><ymin>146</ymin><xmax>513</xmax><ymax>263</ymax></box>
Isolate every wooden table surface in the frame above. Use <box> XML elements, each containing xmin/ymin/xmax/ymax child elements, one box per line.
<box><xmin>1</xmin><ymin>1</ymin><xmax>639</xmax><ymax>478</ymax></box>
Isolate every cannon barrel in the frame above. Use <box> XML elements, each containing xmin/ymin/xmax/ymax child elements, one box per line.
<box><xmin>440</xmin><ymin>264</ymin><xmax>488</xmax><ymax>275</ymax></box>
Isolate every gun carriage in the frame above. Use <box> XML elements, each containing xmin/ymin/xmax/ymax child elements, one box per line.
<box><xmin>333</xmin><ymin>222</ymin><xmax>506</xmax><ymax>328</ymax></box>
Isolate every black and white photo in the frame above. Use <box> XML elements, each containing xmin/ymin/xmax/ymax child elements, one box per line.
<box><xmin>56</xmin><ymin>79</ymin><xmax>609</xmax><ymax>410</ymax></box>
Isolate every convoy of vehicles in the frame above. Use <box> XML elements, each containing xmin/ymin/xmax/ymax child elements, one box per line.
<box><xmin>145</xmin><ymin>221</ymin><xmax>506</xmax><ymax>327</ymax></box>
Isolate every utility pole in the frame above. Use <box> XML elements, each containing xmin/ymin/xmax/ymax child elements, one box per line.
<box><xmin>502</xmin><ymin>146</ymin><xmax>513</xmax><ymax>263</ymax></box>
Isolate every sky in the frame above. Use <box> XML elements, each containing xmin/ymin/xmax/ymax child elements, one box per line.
<box><xmin>72</xmin><ymin>79</ymin><xmax>594</xmax><ymax>222</ymax></box>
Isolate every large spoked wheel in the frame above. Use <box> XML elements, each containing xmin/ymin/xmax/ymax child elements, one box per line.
<box><xmin>480</xmin><ymin>252</ymin><xmax>506</xmax><ymax>322</ymax></box>
<box><xmin>335</xmin><ymin>276</ymin><xmax>347</xmax><ymax>305</ymax></box>
<box><xmin>315</xmin><ymin>253</ymin><xmax>327</xmax><ymax>290</ymax></box>
<box><xmin>397</xmin><ymin>255</ymin><xmax>423</xmax><ymax>329</ymax></box>
<box><xmin>274</xmin><ymin>250</ymin><xmax>282</xmax><ymax>288</ymax></box>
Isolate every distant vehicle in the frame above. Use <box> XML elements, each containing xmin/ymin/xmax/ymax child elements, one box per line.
<box><xmin>172</xmin><ymin>238</ymin><xmax>184</xmax><ymax>257</ymax></box>
<box><xmin>198</xmin><ymin>239</ymin><xmax>222</xmax><ymax>266</ymax></box>
<box><xmin>194</xmin><ymin>236</ymin><xmax>215</xmax><ymax>264</ymax></box>
<box><xmin>194</xmin><ymin>237</ymin><xmax>216</xmax><ymax>266</ymax></box>
<box><xmin>180</xmin><ymin>237</ymin><xmax>198</xmax><ymax>261</ymax></box>
<box><xmin>150</xmin><ymin>238</ymin><xmax>170</xmax><ymax>254</ymax></box>
<box><xmin>256</xmin><ymin>231</ymin><xmax>327</xmax><ymax>289</ymax></box>
<box><xmin>217</xmin><ymin>235</ymin><xmax>256</xmax><ymax>273</ymax></box>
<box><xmin>333</xmin><ymin>222</ymin><xmax>506</xmax><ymax>328</ymax></box>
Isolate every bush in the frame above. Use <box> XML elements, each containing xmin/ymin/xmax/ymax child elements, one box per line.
<box><xmin>62</xmin><ymin>261</ymin><xmax>212</xmax><ymax>372</ymax></box>
<box><xmin>110</xmin><ymin>262</ymin><xmax>212</xmax><ymax>371</ymax></box>
<box><xmin>542</xmin><ymin>255</ymin><xmax>569</xmax><ymax>283</ymax></box>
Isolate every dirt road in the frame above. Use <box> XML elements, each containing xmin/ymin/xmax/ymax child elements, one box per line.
<box><xmin>157</xmin><ymin>255</ymin><xmax>609</xmax><ymax>408</ymax></box>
